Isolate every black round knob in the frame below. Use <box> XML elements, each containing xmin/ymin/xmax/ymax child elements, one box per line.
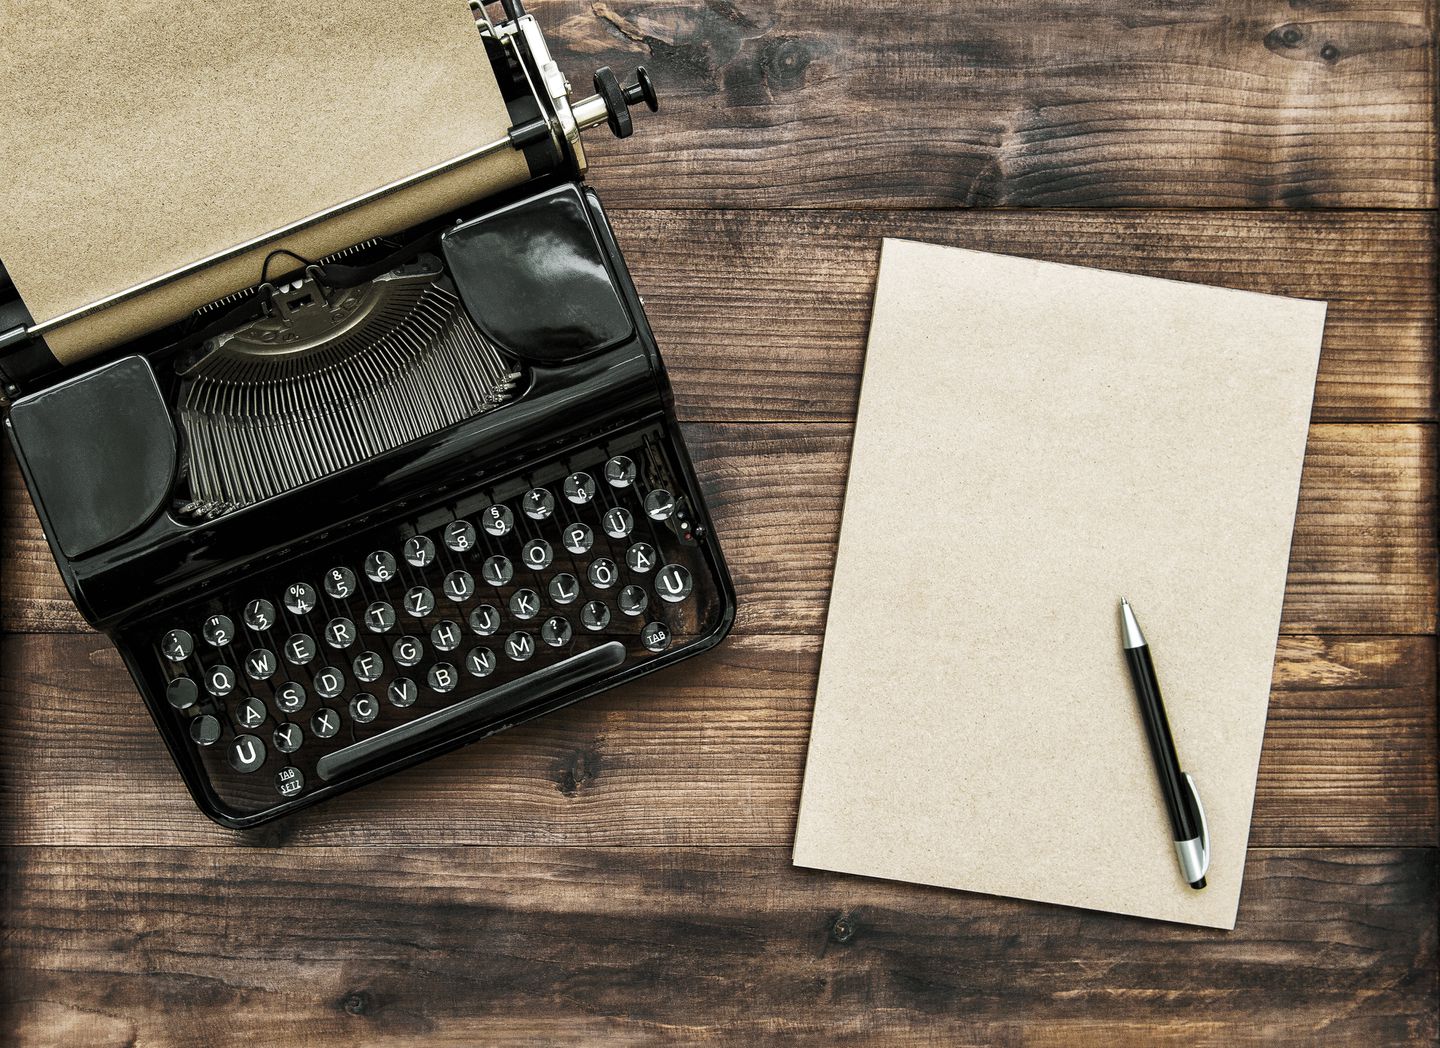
<box><xmin>623</xmin><ymin>67</ymin><xmax>659</xmax><ymax>113</ymax></box>
<box><xmin>592</xmin><ymin>66</ymin><xmax>632</xmax><ymax>139</ymax></box>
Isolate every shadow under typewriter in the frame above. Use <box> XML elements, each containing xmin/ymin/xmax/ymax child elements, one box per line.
<box><xmin>7</xmin><ymin>184</ymin><xmax>736</xmax><ymax>826</ymax></box>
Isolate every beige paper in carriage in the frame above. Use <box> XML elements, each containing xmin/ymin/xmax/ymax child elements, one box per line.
<box><xmin>792</xmin><ymin>239</ymin><xmax>1326</xmax><ymax>928</ymax></box>
<box><xmin>0</xmin><ymin>0</ymin><xmax>530</xmax><ymax>363</ymax></box>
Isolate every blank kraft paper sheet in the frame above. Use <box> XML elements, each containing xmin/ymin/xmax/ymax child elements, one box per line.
<box><xmin>792</xmin><ymin>239</ymin><xmax>1326</xmax><ymax>928</ymax></box>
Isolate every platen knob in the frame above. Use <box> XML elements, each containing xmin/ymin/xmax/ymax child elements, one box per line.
<box><xmin>592</xmin><ymin>66</ymin><xmax>659</xmax><ymax>139</ymax></box>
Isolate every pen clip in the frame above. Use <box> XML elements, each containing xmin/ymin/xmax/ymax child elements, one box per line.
<box><xmin>1183</xmin><ymin>772</ymin><xmax>1211</xmax><ymax>879</ymax></box>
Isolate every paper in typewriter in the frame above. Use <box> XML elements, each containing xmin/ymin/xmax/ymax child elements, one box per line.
<box><xmin>793</xmin><ymin>240</ymin><xmax>1326</xmax><ymax>928</ymax></box>
<box><xmin>0</xmin><ymin>0</ymin><xmax>530</xmax><ymax>361</ymax></box>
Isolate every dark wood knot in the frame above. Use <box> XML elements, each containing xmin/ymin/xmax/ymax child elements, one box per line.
<box><xmin>553</xmin><ymin>745</ymin><xmax>603</xmax><ymax>796</ymax></box>
<box><xmin>759</xmin><ymin>35</ymin><xmax>814</xmax><ymax>90</ymax></box>
<box><xmin>340</xmin><ymin>990</ymin><xmax>373</xmax><ymax>1016</ymax></box>
<box><xmin>829</xmin><ymin>912</ymin><xmax>859</xmax><ymax>944</ymax></box>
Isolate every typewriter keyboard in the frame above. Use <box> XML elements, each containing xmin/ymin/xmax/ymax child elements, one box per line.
<box><xmin>142</xmin><ymin>426</ymin><xmax>726</xmax><ymax>818</ymax></box>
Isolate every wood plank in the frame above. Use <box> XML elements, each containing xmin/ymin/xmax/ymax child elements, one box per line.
<box><xmin>1</xmin><ymin>632</ymin><xmax>1430</xmax><ymax>848</ymax></box>
<box><xmin>611</xmin><ymin>209</ymin><xmax>1437</xmax><ymax>425</ymax></box>
<box><xmin>3</xmin><ymin>422</ymin><xmax>1434</xmax><ymax>635</ymax></box>
<box><xmin>686</xmin><ymin>422</ymin><xmax>1437</xmax><ymax>637</ymax></box>
<box><xmin>1</xmin><ymin>846</ymin><xmax>1433</xmax><ymax>1046</ymax></box>
<box><xmin>553</xmin><ymin>0</ymin><xmax>1438</xmax><ymax>210</ymax></box>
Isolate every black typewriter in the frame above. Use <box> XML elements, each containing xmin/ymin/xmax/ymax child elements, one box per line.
<box><xmin>0</xmin><ymin>0</ymin><xmax>734</xmax><ymax>827</ymax></box>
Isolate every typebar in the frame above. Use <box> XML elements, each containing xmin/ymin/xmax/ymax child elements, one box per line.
<box><xmin>316</xmin><ymin>641</ymin><xmax>626</xmax><ymax>781</ymax></box>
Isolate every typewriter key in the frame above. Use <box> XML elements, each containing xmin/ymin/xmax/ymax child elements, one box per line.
<box><xmin>311</xmin><ymin>709</ymin><xmax>341</xmax><ymax>739</ymax></box>
<box><xmin>324</xmin><ymin>567</ymin><xmax>357</xmax><ymax>599</ymax></box>
<box><xmin>427</xmin><ymin>663</ymin><xmax>458</xmax><ymax>693</ymax></box>
<box><xmin>505</xmin><ymin>631</ymin><xmax>535</xmax><ymax>661</ymax></box>
<box><xmin>162</xmin><ymin>628</ymin><xmax>193</xmax><ymax>662</ymax></box>
<box><xmin>280</xmin><ymin>584</ymin><xmax>315</xmax><ymax>619</ymax></box>
<box><xmin>205</xmin><ymin>665</ymin><xmax>236</xmax><ymax>697</ymax></box>
<box><xmin>275</xmin><ymin>681</ymin><xmax>306</xmax><ymax>713</ymax></box>
<box><xmin>237</xmin><ymin>697</ymin><xmax>267</xmax><ymax>729</ymax></box>
<box><xmin>510</xmin><ymin>588</ymin><xmax>541</xmax><ymax>621</ymax></box>
<box><xmin>580</xmin><ymin>601</ymin><xmax>611</xmax><ymax>631</ymax></box>
<box><xmin>404</xmin><ymin>586</ymin><xmax>435</xmax><ymax>617</ymax></box>
<box><xmin>273</xmin><ymin>723</ymin><xmax>303</xmax><ymax>754</ymax></box>
<box><xmin>388</xmin><ymin>678</ymin><xmax>418</xmax><ymax>708</ymax></box>
<box><xmin>564</xmin><ymin>472</ymin><xmax>597</xmax><ymax>504</ymax></box>
<box><xmin>325</xmin><ymin>617</ymin><xmax>357</xmax><ymax>649</ymax></box>
<box><xmin>445</xmin><ymin>520</ymin><xmax>477</xmax><ymax>552</ymax></box>
<box><xmin>350</xmin><ymin>694</ymin><xmax>379</xmax><ymax>724</ymax></box>
<box><xmin>191</xmin><ymin>714</ymin><xmax>221</xmax><ymax>747</ymax></box>
<box><xmin>314</xmin><ymin>667</ymin><xmax>345</xmax><ymax>700</ymax></box>
<box><xmin>619</xmin><ymin>585</ymin><xmax>648</xmax><ymax>617</ymax></box>
<box><xmin>365</xmin><ymin>551</ymin><xmax>398</xmax><ymax>583</ymax></box>
<box><xmin>228</xmin><ymin>735</ymin><xmax>266</xmax><ymax>773</ymax></box>
<box><xmin>245</xmin><ymin>648</ymin><xmax>277</xmax><ymax>681</ymax></box>
<box><xmin>276</xmin><ymin>766</ymin><xmax>305</xmax><ymax>797</ymax></box>
<box><xmin>603</xmin><ymin>507</ymin><xmax>634</xmax><ymax>539</ymax></box>
<box><xmin>469</xmin><ymin>605</ymin><xmax>501</xmax><ymax>636</ymax></box>
<box><xmin>549</xmin><ymin>573</ymin><xmax>580</xmax><ymax>605</ymax></box>
<box><xmin>563</xmin><ymin>523</ymin><xmax>594</xmax><ymax>555</ymax></box>
<box><xmin>626</xmin><ymin>542</ymin><xmax>657</xmax><ymax>573</ymax></box>
<box><xmin>404</xmin><ymin>536</ymin><xmax>437</xmax><ymax>568</ymax></box>
<box><xmin>166</xmin><ymin>677</ymin><xmax>198</xmax><ymax>710</ymax></box>
<box><xmin>444</xmin><ymin>570</ymin><xmax>476</xmax><ymax>602</ymax></box>
<box><xmin>523</xmin><ymin>539</ymin><xmax>554</xmax><ymax>571</ymax></box>
<box><xmin>285</xmin><ymin>633</ymin><xmax>317</xmax><ymax>665</ymax></box>
<box><xmin>284</xmin><ymin>582</ymin><xmax>318</xmax><ymax>615</ymax></box>
<box><xmin>482</xmin><ymin>556</ymin><xmax>514</xmax><ymax>587</ymax></box>
<box><xmin>352</xmin><ymin>651</ymin><xmax>384</xmax><ymax>683</ymax></box>
<box><xmin>524</xmin><ymin>487</ymin><xmax>555</xmax><ymax>520</ymax></box>
<box><xmin>641</xmin><ymin>622</ymin><xmax>672</xmax><ymax>652</ymax></box>
<box><xmin>466</xmin><ymin>647</ymin><xmax>496</xmax><ymax>678</ymax></box>
<box><xmin>605</xmin><ymin>455</ymin><xmax>637</xmax><ymax>488</ymax></box>
<box><xmin>482</xmin><ymin>504</ymin><xmax>514</xmax><ymax>537</ymax></box>
<box><xmin>365</xmin><ymin>601</ymin><xmax>397</xmax><ymax>633</ymax></box>
<box><xmin>244</xmin><ymin>599</ymin><xmax>276</xmax><ymax>631</ymax></box>
<box><xmin>541</xmin><ymin>616</ymin><xmax>572</xmax><ymax>647</ymax></box>
<box><xmin>587</xmin><ymin>558</ymin><xmax>619</xmax><ymax>589</ymax></box>
<box><xmin>432</xmin><ymin>620</ymin><xmax>462</xmax><ymax>652</ymax></box>
<box><xmin>656</xmin><ymin>564</ymin><xmax>694</xmax><ymax>604</ymax></box>
<box><xmin>644</xmin><ymin>489</ymin><xmax>675</xmax><ymax>521</ymax></box>
<box><xmin>202</xmin><ymin>614</ymin><xmax>235</xmax><ymax>647</ymax></box>
<box><xmin>393</xmin><ymin>636</ymin><xmax>424</xmax><ymax>668</ymax></box>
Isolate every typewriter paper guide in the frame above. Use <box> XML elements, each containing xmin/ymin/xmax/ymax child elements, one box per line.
<box><xmin>792</xmin><ymin>240</ymin><xmax>1326</xmax><ymax>929</ymax></box>
<box><xmin>0</xmin><ymin>0</ymin><xmax>530</xmax><ymax>362</ymax></box>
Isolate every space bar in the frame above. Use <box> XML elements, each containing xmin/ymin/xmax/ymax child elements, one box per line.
<box><xmin>316</xmin><ymin>641</ymin><xmax>627</xmax><ymax>782</ymax></box>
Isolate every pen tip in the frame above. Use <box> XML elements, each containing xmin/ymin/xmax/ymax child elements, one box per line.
<box><xmin>1190</xmin><ymin>877</ymin><xmax>1207</xmax><ymax>890</ymax></box>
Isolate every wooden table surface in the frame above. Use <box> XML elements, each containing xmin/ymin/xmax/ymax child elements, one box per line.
<box><xmin>2</xmin><ymin>1</ymin><xmax>1436</xmax><ymax>1044</ymax></box>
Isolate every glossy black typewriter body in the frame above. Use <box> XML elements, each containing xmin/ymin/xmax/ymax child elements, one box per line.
<box><xmin>0</xmin><ymin>2</ymin><xmax>734</xmax><ymax>827</ymax></box>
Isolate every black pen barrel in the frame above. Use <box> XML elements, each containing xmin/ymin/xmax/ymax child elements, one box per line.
<box><xmin>1124</xmin><ymin>643</ymin><xmax>1200</xmax><ymax>842</ymax></box>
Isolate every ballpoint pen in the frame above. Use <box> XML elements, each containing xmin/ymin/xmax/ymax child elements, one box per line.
<box><xmin>1119</xmin><ymin>598</ymin><xmax>1210</xmax><ymax>890</ymax></box>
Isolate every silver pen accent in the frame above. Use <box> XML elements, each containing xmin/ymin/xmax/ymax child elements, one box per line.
<box><xmin>1174</xmin><ymin>773</ymin><xmax>1211</xmax><ymax>884</ymax></box>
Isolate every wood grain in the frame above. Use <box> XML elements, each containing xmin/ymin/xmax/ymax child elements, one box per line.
<box><xmin>0</xmin><ymin>632</ymin><xmax>1431</xmax><ymax>849</ymax></box>
<box><xmin>610</xmin><ymin>209</ymin><xmax>1438</xmax><ymax>424</ymax></box>
<box><xmin>1</xmin><ymin>846</ymin><xmax>1433</xmax><ymax>1047</ymax></box>
<box><xmin>553</xmin><ymin>0</ymin><xmax>1438</xmax><ymax>210</ymax></box>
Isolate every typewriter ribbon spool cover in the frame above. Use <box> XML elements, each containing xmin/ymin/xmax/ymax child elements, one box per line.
<box><xmin>0</xmin><ymin>0</ymin><xmax>530</xmax><ymax>362</ymax></box>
